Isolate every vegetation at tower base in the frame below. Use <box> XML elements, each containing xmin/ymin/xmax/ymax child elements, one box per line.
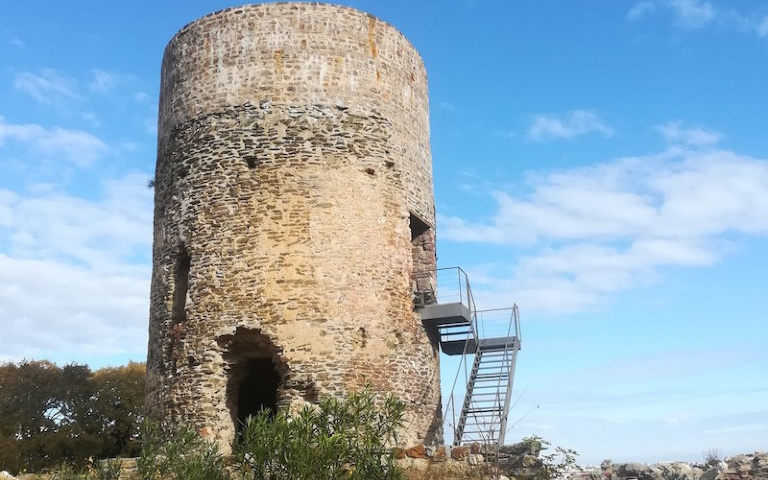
<box><xmin>0</xmin><ymin>360</ymin><xmax>145</xmax><ymax>475</ymax></box>
<box><xmin>235</xmin><ymin>386</ymin><xmax>405</xmax><ymax>480</ymax></box>
<box><xmin>136</xmin><ymin>423</ymin><xmax>229</xmax><ymax>480</ymax></box>
<box><xmin>519</xmin><ymin>436</ymin><xmax>579</xmax><ymax>480</ymax></box>
<box><xmin>136</xmin><ymin>386</ymin><xmax>407</xmax><ymax>480</ymax></box>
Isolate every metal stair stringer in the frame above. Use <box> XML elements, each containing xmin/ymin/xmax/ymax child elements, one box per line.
<box><xmin>414</xmin><ymin>268</ymin><xmax>522</xmax><ymax>447</ymax></box>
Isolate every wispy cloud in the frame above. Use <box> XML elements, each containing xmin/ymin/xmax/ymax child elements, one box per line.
<box><xmin>628</xmin><ymin>1</ymin><xmax>768</xmax><ymax>36</ymax></box>
<box><xmin>0</xmin><ymin>116</ymin><xmax>110</xmax><ymax>166</ymax></box>
<box><xmin>669</xmin><ymin>0</ymin><xmax>714</xmax><ymax>29</ymax></box>
<box><xmin>10</xmin><ymin>36</ymin><xmax>25</xmax><ymax>48</ymax></box>
<box><xmin>657</xmin><ymin>121</ymin><xmax>721</xmax><ymax>146</ymax></box>
<box><xmin>441</xmin><ymin>124</ymin><xmax>768</xmax><ymax>313</ymax></box>
<box><xmin>14</xmin><ymin>69</ymin><xmax>80</xmax><ymax>105</ymax></box>
<box><xmin>757</xmin><ymin>15</ymin><xmax>768</xmax><ymax>37</ymax></box>
<box><xmin>627</xmin><ymin>2</ymin><xmax>656</xmax><ymax>21</ymax></box>
<box><xmin>0</xmin><ymin>173</ymin><xmax>153</xmax><ymax>364</ymax></box>
<box><xmin>88</xmin><ymin>69</ymin><xmax>136</xmax><ymax>93</ymax></box>
<box><xmin>143</xmin><ymin>117</ymin><xmax>157</xmax><ymax>136</ymax></box>
<box><xmin>0</xmin><ymin>174</ymin><xmax>152</xmax><ymax>268</ymax></box>
<box><xmin>627</xmin><ymin>0</ymin><xmax>714</xmax><ymax>29</ymax></box>
<box><xmin>526</xmin><ymin>110</ymin><xmax>613</xmax><ymax>142</ymax></box>
<box><xmin>88</xmin><ymin>69</ymin><xmax>118</xmax><ymax>93</ymax></box>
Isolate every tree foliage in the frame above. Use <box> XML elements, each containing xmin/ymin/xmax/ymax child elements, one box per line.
<box><xmin>0</xmin><ymin>360</ymin><xmax>145</xmax><ymax>474</ymax></box>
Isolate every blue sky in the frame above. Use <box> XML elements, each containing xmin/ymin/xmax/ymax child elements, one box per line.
<box><xmin>1</xmin><ymin>0</ymin><xmax>766</xmax><ymax>465</ymax></box>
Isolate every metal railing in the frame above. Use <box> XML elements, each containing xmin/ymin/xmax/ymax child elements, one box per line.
<box><xmin>476</xmin><ymin>306</ymin><xmax>521</xmax><ymax>349</ymax></box>
<box><xmin>414</xmin><ymin>267</ymin><xmax>521</xmax><ymax>446</ymax></box>
<box><xmin>443</xmin><ymin>306</ymin><xmax>521</xmax><ymax>446</ymax></box>
<box><xmin>413</xmin><ymin>266</ymin><xmax>475</xmax><ymax>310</ymax></box>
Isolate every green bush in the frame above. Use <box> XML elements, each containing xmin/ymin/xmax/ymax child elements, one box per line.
<box><xmin>522</xmin><ymin>435</ymin><xmax>579</xmax><ymax>480</ymax></box>
<box><xmin>236</xmin><ymin>386</ymin><xmax>406</xmax><ymax>480</ymax></box>
<box><xmin>137</xmin><ymin>422</ymin><xmax>230</xmax><ymax>480</ymax></box>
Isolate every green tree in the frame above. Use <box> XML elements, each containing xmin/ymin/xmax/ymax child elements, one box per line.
<box><xmin>0</xmin><ymin>360</ymin><xmax>94</xmax><ymax>472</ymax></box>
<box><xmin>88</xmin><ymin>362</ymin><xmax>145</xmax><ymax>458</ymax></box>
<box><xmin>0</xmin><ymin>360</ymin><xmax>146</xmax><ymax>474</ymax></box>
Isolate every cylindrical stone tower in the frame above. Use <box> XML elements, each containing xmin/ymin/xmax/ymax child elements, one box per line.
<box><xmin>146</xmin><ymin>3</ymin><xmax>439</xmax><ymax>450</ymax></box>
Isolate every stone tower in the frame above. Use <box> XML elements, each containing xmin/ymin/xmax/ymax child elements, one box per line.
<box><xmin>145</xmin><ymin>3</ymin><xmax>440</xmax><ymax>450</ymax></box>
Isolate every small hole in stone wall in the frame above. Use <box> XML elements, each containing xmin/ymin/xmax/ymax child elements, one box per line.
<box><xmin>384</xmin><ymin>160</ymin><xmax>395</xmax><ymax>169</ymax></box>
<box><xmin>365</xmin><ymin>167</ymin><xmax>376</xmax><ymax>176</ymax></box>
<box><xmin>244</xmin><ymin>156</ymin><xmax>259</xmax><ymax>169</ymax></box>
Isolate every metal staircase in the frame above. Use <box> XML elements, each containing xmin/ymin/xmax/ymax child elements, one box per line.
<box><xmin>415</xmin><ymin>268</ymin><xmax>521</xmax><ymax>446</ymax></box>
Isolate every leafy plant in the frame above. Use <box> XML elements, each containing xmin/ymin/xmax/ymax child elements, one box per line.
<box><xmin>137</xmin><ymin>421</ymin><xmax>231</xmax><ymax>480</ymax></box>
<box><xmin>93</xmin><ymin>457</ymin><xmax>123</xmax><ymax>480</ymax></box>
<box><xmin>236</xmin><ymin>386</ymin><xmax>406</xmax><ymax>480</ymax></box>
<box><xmin>703</xmin><ymin>448</ymin><xmax>723</xmax><ymax>467</ymax></box>
<box><xmin>522</xmin><ymin>435</ymin><xmax>579</xmax><ymax>480</ymax></box>
<box><xmin>49</xmin><ymin>463</ymin><xmax>89</xmax><ymax>480</ymax></box>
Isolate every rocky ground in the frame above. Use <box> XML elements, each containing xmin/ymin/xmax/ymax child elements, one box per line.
<box><xmin>558</xmin><ymin>452</ymin><xmax>768</xmax><ymax>480</ymax></box>
<box><xmin>1</xmin><ymin>449</ymin><xmax>765</xmax><ymax>480</ymax></box>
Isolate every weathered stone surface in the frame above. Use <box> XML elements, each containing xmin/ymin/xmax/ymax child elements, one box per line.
<box><xmin>718</xmin><ymin>452</ymin><xmax>768</xmax><ymax>480</ymax></box>
<box><xmin>405</xmin><ymin>444</ymin><xmax>427</xmax><ymax>459</ymax></box>
<box><xmin>618</xmin><ymin>462</ymin><xmax>656</xmax><ymax>480</ymax></box>
<box><xmin>397</xmin><ymin>449</ymin><xmax>768</xmax><ymax>480</ymax></box>
<box><xmin>145</xmin><ymin>3</ymin><xmax>440</xmax><ymax>454</ymax></box>
<box><xmin>433</xmin><ymin>445</ymin><xmax>447</xmax><ymax>461</ymax></box>
<box><xmin>588</xmin><ymin>453</ymin><xmax>768</xmax><ymax>480</ymax></box>
<box><xmin>451</xmin><ymin>445</ymin><xmax>469</xmax><ymax>460</ymax></box>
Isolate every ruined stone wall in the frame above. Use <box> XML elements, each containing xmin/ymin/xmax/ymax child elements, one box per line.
<box><xmin>146</xmin><ymin>3</ymin><xmax>440</xmax><ymax>451</ymax></box>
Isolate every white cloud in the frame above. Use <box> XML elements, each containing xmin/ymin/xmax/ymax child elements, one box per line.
<box><xmin>0</xmin><ymin>173</ymin><xmax>153</xmax><ymax>269</ymax></box>
<box><xmin>0</xmin><ymin>255</ymin><xmax>149</xmax><ymax>364</ymax></box>
<box><xmin>441</xmin><ymin>127</ymin><xmax>768</xmax><ymax>313</ymax></box>
<box><xmin>0</xmin><ymin>173</ymin><xmax>153</xmax><ymax>364</ymax></box>
<box><xmin>628</xmin><ymin>1</ymin><xmax>768</xmax><ymax>39</ymax></box>
<box><xmin>10</xmin><ymin>36</ymin><xmax>25</xmax><ymax>48</ymax></box>
<box><xmin>144</xmin><ymin>117</ymin><xmax>158</xmax><ymax>136</ymax></box>
<box><xmin>88</xmin><ymin>69</ymin><xmax>137</xmax><ymax>94</ymax></box>
<box><xmin>88</xmin><ymin>69</ymin><xmax>118</xmax><ymax>92</ymax></box>
<box><xmin>134</xmin><ymin>91</ymin><xmax>150</xmax><ymax>102</ymax></box>
<box><xmin>757</xmin><ymin>15</ymin><xmax>768</xmax><ymax>37</ymax></box>
<box><xmin>527</xmin><ymin>110</ymin><xmax>613</xmax><ymax>142</ymax></box>
<box><xmin>0</xmin><ymin>116</ymin><xmax>110</xmax><ymax>166</ymax></box>
<box><xmin>628</xmin><ymin>0</ymin><xmax>718</xmax><ymax>30</ymax></box>
<box><xmin>657</xmin><ymin>121</ymin><xmax>721</xmax><ymax>146</ymax></box>
<box><xmin>627</xmin><ymin>2</ymin><xmax>656</xmax><ymax>21</ymax></box>
<box><xmin>669</xmin><ymin>0</ymin><xmax>714</xmax><ymax>28</ymax></box>
<box><xmin>14</xmin><ymin>69</ymin><xmax>80</xmax><ymax>105</ymax></box>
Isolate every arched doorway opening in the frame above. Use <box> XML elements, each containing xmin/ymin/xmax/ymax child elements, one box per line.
<box><xmin>220</xmin><ymin>328</ymin><xmax>287</xmax><ymax>442</ymax></box>
<box><xmin>236</xmin><ymin>358</ymin><xmax>280</xmax><ymax>423</ymax></box>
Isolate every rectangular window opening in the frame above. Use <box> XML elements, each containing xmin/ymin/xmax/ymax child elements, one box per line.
<box><xmin>172</xmin><ymin>246</ymin><xmax>191</xmax><ymax>324</ymax></box>
<box><xmin>410</xmin><ymin>213</ymin><xmax>436</xmax><ymax>308</ymax></box>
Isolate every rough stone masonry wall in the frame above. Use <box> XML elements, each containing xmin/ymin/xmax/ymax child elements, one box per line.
<box><xmin>146</xmin><ymin>3</ymin><xmax>440</xmax><ymax>452</ymax></box>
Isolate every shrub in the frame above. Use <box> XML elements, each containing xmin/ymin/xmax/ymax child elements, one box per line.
<box><xmin>236</xmin><ymin>386</ymin><xmax>406</xmax><ymax>480</ymax></box>
<box><xmin>137</xmin><ymin>422</ymin><xmax>230</xmax><ymax>480</ymax></box>
<box><xmin>522</xmin><ymin>435</ymin><xmax>579</xmax><ymax>480</ymax></box>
